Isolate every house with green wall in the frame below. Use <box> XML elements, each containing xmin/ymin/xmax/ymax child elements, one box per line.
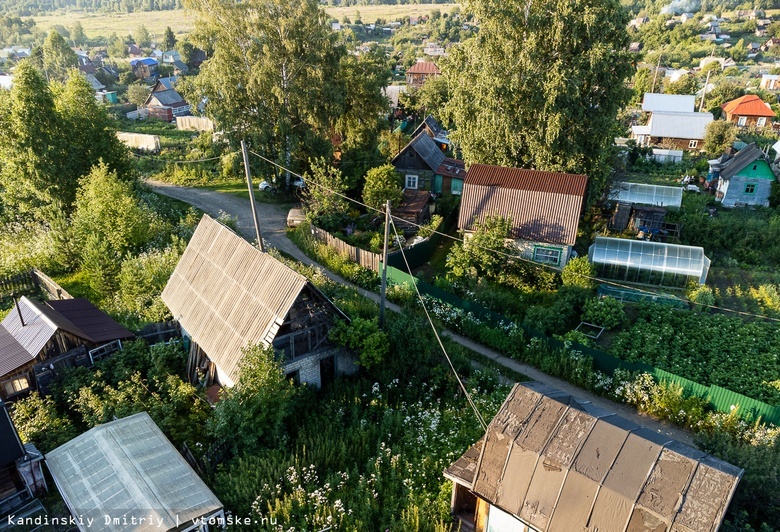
<box><xmin>710</xmin><ymin>143</ymin><xmax>776</xmax><ymax>207</ymax></box>
<box><xmin>391</xmin><ymin>133</ymin><xmax>466</xmax><ymax>196</ymax></box>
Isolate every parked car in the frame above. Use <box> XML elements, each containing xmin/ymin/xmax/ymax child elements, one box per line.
<box><xmin>258</xmin><ymin>178</ymin><xmax>305</xmax><ymax>192</ymax></box>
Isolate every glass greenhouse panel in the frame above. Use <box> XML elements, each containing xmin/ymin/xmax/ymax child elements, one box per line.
<box><xmin>588</xmin><ymin>237</ymin><xmax>710</xmax><ymax>286</ymax></box>
<box><xmin>610</xmin><ymin>182</ymin><xmax>683</xmax><ymax>208</ymax></box>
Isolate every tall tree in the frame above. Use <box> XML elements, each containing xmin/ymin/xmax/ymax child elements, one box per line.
<box><xmin>163</xmin><ymin>26</ymin><xmax>177</xmax><ymax>50</ymax></box>
<box><xmin>41</xmin><ymin>31</ymin><xmax>78</xmax><ymax>81</ymax></box>
<box><xmin>136</xmin><ymin>24</ymin><xmax>151</xmax><ymax>48</ymax></box>
<box><xmin>444</xmin><ymin>0</ymin><xmax>634</xmax><ymax>204</ymax></box>
<box><xmin>71</xmin><ymin>21</ymin><xmax>87</xmax><ymax>46</ymax></box>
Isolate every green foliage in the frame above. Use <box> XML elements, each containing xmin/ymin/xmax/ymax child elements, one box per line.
<box><xmin>446</xmin><ymin>216</ymin><xmax>513</xmax><ymax>280</ymax></box>
<box><xmin>522</xmin><ymin>286</ymin><xmax>590</xmax><ymax>336</ymax></box>
<box><xmin>663</xmin><ymin>74</ymin><xmax>698</xmax><ymax>95</ymax></box>
<box><xmin>208</xmin><ymin>344</ymin><xmax>295</xmax><ymax>455</ymax></box>
<box><xmin>561</xmin><ymin>256</ymin><xmax>597</xmax><ymax>289</ymax></box>
<box><xmin>582</xmin><ymin>296</ymin><xmax>626</xmax><ymax>329</ymax></box>
<box><xmin>703</xmin><ymin>120</ymin><xmax>738</xmax><ymax>156</ymax></box>
<box><xmin>126</xmin><ymin>82</ymin><xmax>150</xmax><ymax>107</ymax></box>
<box><xmin>107</xmin><ymin>33</ymin><xmax>127</xmax><ymax>58</ymax></box>
<box><xmin>40</xmin><ymin>31</ymin><xmax>78</xmax><ymax>81</ymax></box>
<box><xmin>416</xmin><ymin>214</ymin><xmax>442</xmax><ymax>239</ymax></box>
<box><xmin>330</xmin><ymin>317</ymin><xmax>388</xmax><ymax>368</ymax></box>
<box><xmin>362</xmin><ymin>164</ymin><xmax>403</xmax><ymax>211</ymax></box>
<box><xmin>135</xmin><ymin>24</ymin><xmax>151</xmax><ymax>48</ymax></box>
<box><xmin>302</xmin><ymin>157</ymin><xmax>350</xmax><ymax>230</ymax></box>
<box><xmin>10</xmin><ymin>392</ymin><xmax>78</xmax><ymax>453</ymax></box>
<box><xmin>445</xmin><ymin>0</ymin><xmax>634</xmax><ymax>205</ymax></box>
<box><xmin>687</xmin><ymin>283</ymin><xmax>715</xmax><ymax>312</ymax></box>
<box><xmin>614</xmin><ymin>372</ymin><xmax>709</xmax><ymax>430</ymax></box>
<box><xmin>163</xmin><ymin>26</ymin><xmax>176</xmax><ymax>50</ymax></box>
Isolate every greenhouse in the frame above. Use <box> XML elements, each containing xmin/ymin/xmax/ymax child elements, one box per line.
<box><xmin>588</xmin><ymin>237</ymin><xmax>710</xmax><ymax>287</ymax></box>
<box><xmin>610</xmin><ymin>182</ymin><xmax>683</xmax><ymax>208</ymax></box>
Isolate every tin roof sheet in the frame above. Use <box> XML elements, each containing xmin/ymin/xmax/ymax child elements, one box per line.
<box><xmin>642</xmin><ymin>93</ymin><xmax>696</xmax><ymax>113</ymax></box>
<box><xmin>647</xmin><ymin>111</ymin><xmax>714</xmax><ymax>140</ymax></box>
<box><xmin>47</xmin><ymin>299</ymin><xmax>134</xmax><ymax>344</ymax></box>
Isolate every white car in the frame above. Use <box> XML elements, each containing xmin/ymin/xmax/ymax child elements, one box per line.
<box><xmin>258</xmin><ymin>178</ymin><xmax>305</xmax><ymax>192</ymax></box>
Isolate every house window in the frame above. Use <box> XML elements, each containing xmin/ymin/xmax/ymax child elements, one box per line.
<box><xmin>405</xmin><ymin>174</ymin><xmax>418</xmax><ymax>189</ymax></box>
<box><xmin>738</xmin><ymin>116</ymin><xmax>747</xmax><ymax>127</ymax></box>
<box><xmin>451</xmin><ymin>178</ymin><xmax>463</xmax><ymax>195</ymax></box>
<box><xmin>2</xmin><ymin>375</ymin><xmax>29</xmax><ymax>396</ymax></box>
<box><xmin>745</xmin><ymin>183</ymin><xmax>757</xmax><ymax>194</ymax></box>
<box><xmin>533</xmin><ymin>246</ymin><xmax>562</xmax><ymax>266</ymax></box>
<box><xmin>688</xmin><ymin>140</ymin><xmax>698</xmax><ymax>149</ymax></box>
<box><xmin>758</xmin><ymin>117</ymin><xmax>767</xmax><ymax>127</ymax></box>
<box><xmin>486</xmin><ymin>505</ymin><xmax>537</xmax><ymax>532</ymax></box>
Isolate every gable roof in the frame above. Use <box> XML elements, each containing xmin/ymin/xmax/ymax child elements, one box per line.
<box><xmin>718</xmin><ymin>143</ymin><xmax>768</xmax><ymax>180</ymax></box>
<box><xmin>458</xmin><ymin>165</ymin><xmax>587</xmax><ymax>246</ymax></box>
<box><xmin>145</xmin><ymin>89</ymin><xmax>187</xmax><ymax>108</ymax></box>
<box><xmin>130</xmin><ymin>57</ymin><xmax>158</xmax><ymax>67</ymax></box>
<box><xmin>154</xmin><ymin>76</ymin><xmax>179</xmax><ymax>91</ymax></box>
<box><xmin>46</xmin><ymin>412</ymin><xmax>222</xmax><ymax>532</ymax></box>
<box><xmin>406</xmin><ymin>61</ymin><xmax>440</xmax><ymax>75</ymax></box>
<box><xmin>722</xmin><ymin>94</ymin><xmax>775</xmax><ymax>117</ymax></box>
<box><xmin>410</xmin><ymin>114</ymin><xmax>447</xmax><ymax>142</ymax></box>
<box><xmin>445</xmin><ymin>382</ymin><xmax>743</xmax><ymax>532</ymax></box>
<box><xmin>46</xmin><ymin>298</ymin><xmax>133</xmax><ymax>344</ymax></box>
<box><xmin>392</xmin><ymin>133</ymin><xmax>446</xmax><ymax>172</ymax></box>
<box><xmin>161</xmin><ymin>215</ymin><xmax>310</xmax><ymax>384</ymax></box>
<box><xmin>643</xmin><ymin>111</ymin><xmax>713</xmax><ymax>140</ymax></box>
<box><xmin>84</xmin><ymin>73</ymin><xmax>105</xmax><ymax>91</ymax></box>
<box><xmin>642</xmin><ymin>93</ymin><xmax>695</xmax><ymax>113</ymax></box>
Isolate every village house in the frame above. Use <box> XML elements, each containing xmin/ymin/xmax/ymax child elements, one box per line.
<box><xmin>708</xmin><ymin>143</ymin><xmax>776</xmax><ymax>207</ymax></box>
<box><xmin>632</xmin><ymin>95</ymin><xmax>713</xmax><ymax>151</ymax></box>
<box><xmin>46</xmin><ymin>412</ymin><xmax>224</xmax><ymax>532</ymax></box>
<box><xmin>760</xmin><ymin>74</ymin><xmax>780</xmax><ymax>90</ymax></box>
<box><xmin>405</xmin><ymin>61</ymin><xmax>440</xmax><ymax>88</ymax></box>
<box><xmin>457</xmin><ymin>164</ymin><xmax>588</xmax><ymax>268</ymax></box>
<box><xmin>161</xmin><ymin>214</ymin><xmax>356</xmax><ymax>390</ymax></box>
<box><xmin>127</xmin><ymin>44</ymin><xmax>144</xmax><ymax>58</ymax></box>
<box><xmin>144</xmin><ymin>80</ymin><xmax>190</xmax><ymax>120</ymax></box>
<box><xmin>0</xmin><ymin>297</ymin><xmax>133</xmax><ymax>400</ymax></box>
<box><xmin>161</xmin><ymin>50</ymin><xmax>181</xmax><ymax>64</ymax></box>
<box><xmin>130</xmin><ymin>57</ymin><xmax>159</xmax><ymax>80</ymax></box>
<box><xmin>0</xmin><ymin>399</ymin><xmax>47</xmax><ymax>524</ymax></box>
<box><xmin>445</xmin><ymin>382</ymin><xmax>743</xmax><ymax>532</ymax></box>
<box><xmin>762</xmin><ymin>37</ymin><xmax>780</xmax><ymax>51</ymax></box>
<box><xmin>391</xmin><ymin>133</ymin><xmax>466</xmax><ymax>196</ymax></box>
<box><xmin>721</xmin><ymin>94</ymin><xmax>775</xmax><ymax>129</ymax></box>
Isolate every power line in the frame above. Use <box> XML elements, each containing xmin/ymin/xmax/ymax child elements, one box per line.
<box><xmin>245</xmin><ymin>148</ymin><xmax>780</xmax><ymax>323</ymax></box>
<box><xmin>130</xmin><ymin>152</ymin><xmax>235</xmax><ymax>164</ymax></box>
<box><xmin>388</xmin><ymin>215</ymin><xmax>488</xmax><ymax>431</ymax></box>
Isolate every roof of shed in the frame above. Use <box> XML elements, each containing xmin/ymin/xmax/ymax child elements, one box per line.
<box><xmin>47</xmin><ymin>299</ymin><xmax>133</xmax><ymax>344</ymax></box>
<box><xmin>392</xmin><ymin>133</ymin><xmax>446</xmax><ymax>172</ymax></box>
<box><xmin>642</xmin><ymin>93</ymin><xmax>695</xmax><ymax>113</ymax></box>
<box><xmin>646</xmin><ymin>111</ymin><xmax>714</xmax><ymax>140</ymax></box>
<box><xmin>146</xmin><ymin>89</ymin><xmax>187</xmax><ymax>107</ymax></box>
<box><xmin>445</xmin><ymin>382</ymin><xmax>743</xmax><ymax>532</ymax></box>
<box><xmin>161</xmin><ymin>214</ymin><xmax>309</xmax><ymax>384</ymax></box>
<box><xmin>722</xmin><ymin>94</ymin><xmax>775</xmax><ymax>117</ymax></box>
<box><xmin>718</xmin><ymin>143</ymin><xmax>767</xmax><ymax>180</ymax></box>
<box><xmin>406</xmin><ymin>61</ymin><xmax>440</xmax><ymax>74</ymax></box>
<box><xmin>458</xmin><ymin>165</ymin><xmax>587</xmax><ymax>246</ymax></box>
<box><xmin>46</xmin><ymin>412</ymin><xmax>222</xmax><ymax>532</ymax></box>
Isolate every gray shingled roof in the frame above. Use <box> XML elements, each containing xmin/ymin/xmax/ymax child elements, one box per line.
<box><xmin>392</xmin><ymin>134</ymin><xmax>446</xmax><ymax>172</ymax></box>
<box><xmin>445</xmin><ymin>382</ymin><xmax>743</xmax><ymax>532</ymax></box>
<box><xmin>719</xmin><ymin>143</ymin><xmax>767</xmax><ymax>180</ymax></box>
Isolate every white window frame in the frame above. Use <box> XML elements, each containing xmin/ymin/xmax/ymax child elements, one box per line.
<box><xmin>758</xmin><ymin>117</ymin><xmax>767</xmax><ymax>127</ymax></box>
<box><xmin>688</xmin><ymin>140</ymin><xmax>698</xmax><ymax>149</ymax></box>
<box><xmin>533</xmin><ymin>246</ymin><xmax>562</xmax><ymax>266</ymax></box>
<box><xmin>405</xmin><ymin>174</ymin><xmax>418</xmax><ymax>190</ymax></box>
<box><xmin>738</xmin><ymin>116</ymin><xmax>747</xmax><ymax>127</ymax></box>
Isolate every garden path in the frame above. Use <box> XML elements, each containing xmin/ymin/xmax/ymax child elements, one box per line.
<box><xmin>149</xmin><ymin>181</ymin><xmax>696</xmax><ymax>447</ymax></box>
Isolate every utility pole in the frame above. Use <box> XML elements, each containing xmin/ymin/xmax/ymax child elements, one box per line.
<box><xmin>379</xmin><ymin>199</ymin><xmax>391</xmax><ymax>329</ymax></box>
<box><xmin>241</xmin><ymin>140</ymin><xmax>266</xmax><ymax>252</ymax></box>
<box><xmin>699</xmin><ymin>67</ymin><xmax>712</xmax><ymax>112</ymax></box>
<box><xmin>650</xmin><ymin>53</ymin><xmax>662</xmax><ymax>94</ymax></box>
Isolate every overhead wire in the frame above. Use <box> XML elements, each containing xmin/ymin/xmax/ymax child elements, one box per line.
<box><xmin>245</xmin><ymin>149</ymin><xmax>780</xmax><ymax>323</ymax></box>
<box><xmin>130</xmin><ymin>151</ymin><xmax>236</xmax><ymax>164</ymax></box>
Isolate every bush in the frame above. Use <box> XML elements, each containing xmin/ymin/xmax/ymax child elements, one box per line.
<box><xmin>561</xmin><ymin>256</ymin><xmax>596</xmax><ymax>289</ymax></box>
<box><xmin>582</xmin><ymin>296</ymin><xmax>626</xmax><ymax>329</ymax></box>
<box><xmin>329</xmin><ymin>317</ymin><xmax>388</xmax><ymax>368</ymax></box>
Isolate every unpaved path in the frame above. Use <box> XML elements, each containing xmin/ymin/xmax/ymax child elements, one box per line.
<box><xmin>149</xmin><ymin>181</ymin><xmax>695</xmax><ymax>446</ymax></box>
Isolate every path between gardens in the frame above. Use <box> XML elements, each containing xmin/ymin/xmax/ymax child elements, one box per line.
<box><xmin>148</xmin><ymin>181</ymin><xmax>696</xmax><ymax>446</ymax></box>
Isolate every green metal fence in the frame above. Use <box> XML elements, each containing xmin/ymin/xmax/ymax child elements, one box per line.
<box><xmin>383</xmin><ymin>265</ymin><xmax>780</xmax><ymax>425</ymax></box>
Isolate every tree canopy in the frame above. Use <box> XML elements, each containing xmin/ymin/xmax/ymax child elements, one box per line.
<box><xmin>444</xmin><ymin>0</ymin><xmax>634</xmax><ymax>204</ymax></box>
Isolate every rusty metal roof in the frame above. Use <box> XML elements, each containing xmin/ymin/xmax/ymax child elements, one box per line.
<box><xmin>445</xmin><ymin>382</ymin><xmax>743</xmax><ymax>532</ymax></box>
<box><xmin>47</xmin><ymin>299</ymin><xmax>134</xmax><ymax>344</ymax></box>
<box><xmin>161</xmin><ymin>215</ymin><xmax>309</xmax><ymax>386</ymax></box>
<box><xmin>406</xmin><ymin>61</ymin><xmax>440</xmax><ymax>74</ymax></box>
<box><xmin>458</xmin><ymin>165</ymin><xmax>588</xmax><ymax>245</ymax></box>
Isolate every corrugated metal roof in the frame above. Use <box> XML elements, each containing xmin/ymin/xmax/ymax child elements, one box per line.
<box><xmin>161</xmin><ymin>215</ymin><xmax>308</xmax><ymax>384</ymax></box>
<box><xmin>647</xmin><ymin>111</ymin><xmax>714</xmax><ymax>140</ymax></box>
<box><xmin>722</xmin><ymin>94</ymin><xmax>775</xmax><ymax>118</ymax></box>
<box><xmin>47</xmin><ymin>299</ymin><xmax>134</xmax><ymax>344</ymax></box>
<box><xmin>642</xmin><ymin>93</ymin><xmax>696</xmax><ymax>113</ymax></box>
<box><xmin>446</xmin><ymin>382</ymin><xmax>743</xmax><ymax>532</ymax></box>
<box><xmin>718</xmin><ymin>143</ymin><xmax>767</xmax><ymax>180</ymax></box>
<box><xmin>46</xmin><ymin>412</ymin><xmax>222</xmax><ymax>532</ymax></box>
<box><xmin>458</xmin><ymin>165</ymin><xmax>587</xmax><ymax>246</ymax></box>
<box><xmin>392</xmin><ymin>134</ymin><xmax>447</xmax><ymax>172</ymax></box>
<box><xmin>435</xmin><ymin>157</ymin><xmax>466</xmax><ymax>179</ymax></box>
<box><xmin>406</xmin><ymin>61</ymin><xmax>440</xmax><ymax>74</ymax></box>
<box><xmin>147</xmin><ymin>89</ymin><xmax>187</xmax><ymax>108</ymax></box>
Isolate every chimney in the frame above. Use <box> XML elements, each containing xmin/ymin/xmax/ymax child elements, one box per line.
<box><xmin>13</xmin><ymin>294</ymin><xmax>25</xmax><ymax>327</ymax></box>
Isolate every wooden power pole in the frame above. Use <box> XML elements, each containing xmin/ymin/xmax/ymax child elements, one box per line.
<box><xmin>379</xmin><ymin>200</ymin><xmax>391</xmax><ymax>329</ymax></box>
<box><xmin>241</xmin><ymin>140</ymin><xmax>266</xmax><ymax>252</ymax></box>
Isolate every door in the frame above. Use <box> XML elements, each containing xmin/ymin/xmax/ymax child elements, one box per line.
<box><xmin>433</xmin><ymin>174</ymin><xmax>443</xmax><ymax>194</ymax></box>
<box><xmin>319</xmin><ymin>356</ymin><xmax>335</xmax><ymax>388</ymax></box>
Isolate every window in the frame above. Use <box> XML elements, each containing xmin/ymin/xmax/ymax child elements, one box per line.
<box><xmin>2</xmin><ymin>375</ymin><xmax>29</xmax><ymax>396</ymax></box>
<box><xmin>758</xmin><ymin>117</ymin><xmax>767</xmax><ymax>127</ymax></box>
<box><xmin>451</xmin><ymin>178</ymin><xmax>463</xmax><ymax>195</ymax></box>
<box><xmin>745</xmin><ymin>183</ymin><xmax>757</xmax><ymax>194</ymax></box>
<box><xmin>688</xmin><ymin>140</ymin><xmax>698</xmax><ymax>149</ymax></box>
<box><xmin>738</xmin><ymin>116</ymin><xmax>747</xmax><ymax>127</ymax></box>
<box><xmin>405</xmin><ymin>174</ymin><xmax>418</xmax><ymax>189</ymax></box>
<box><xmin>533</xmin><ymin>246</ymin><xmax>562</xmax><ymax>266</ymax></box>
<box><xmin>487</xmin><ymin>505</ymin><xmax>537</xmax><ymax>532</ymax></box>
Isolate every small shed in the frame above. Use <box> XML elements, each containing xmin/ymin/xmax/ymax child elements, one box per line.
<box><xmin>46</xmin><ymin>412</ymin><xmax>224</xmax><ymax>532</ymax></box>
<box><xmin>393</xmin><ymin>189</ymin><xmax>432</xmax><ymax>234</ymax></box>
<box><xmin>588</xmin><ymin>236</ymin><xmax>710</xmax><ymax>287</ymax></box>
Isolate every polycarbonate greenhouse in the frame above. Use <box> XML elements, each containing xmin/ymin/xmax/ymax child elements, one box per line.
<box><xmin>588</xmin><ymin>237</ymin><xmax>710</xmax><ymax>287</ymax></box>
<box><xmin>610</xmin><ymin>182</ymin><xmax>683</xmax><ymax>208</ymax></box>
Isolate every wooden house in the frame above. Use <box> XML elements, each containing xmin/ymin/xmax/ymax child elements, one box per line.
<box><xmin>445</xmin><ymin>382</ymin><xmax>743</xmax><ymax>532</ymax></box>
<box><xmin>405</xmin><ymin>61</ymin><xmax>440</xmax><ymax>88</ymax></box>
<box><xmin>144</xmin><ymin>87</ymin><xmax>190</xmax><ymax>119</ymax></box>
<box><xmin>46</xmin><ymin>412</ymin><xmax>224</xmax><ymax>532</ymax></box>
<box><xmin>130</xmin><ymin>57</ymin><xmax>159</xmax><ymax>80</ymax></box>
<box><xmin>457</xmin><ymin>165</ymin><xmax>588</xmax><ymax>268</ymax></box>
<box><xmin>0</xmin><ymin>297</ymin><xmax>133</xmax><ymax>400</ymax></box>
<box><xmin>391</xmin><ymin>133</ymin><xmax>466</xmax><ymax>196</ymax></box>
<box><xmin>161</xmin><ymin>214</ymin><xmax>355</xmax><ymax>389</ymax></box>
<box><xmin>721</xmin><ymin>94</ymin><xmax>775</xmax><ymax>129</ymax></box>
<box><xmin>409</xmin><ymin>114</ymin><xmax>450</xmax><ymax>148</ymax></box>
<box><xmin>709</xmin><ymin>143</ymin><xmax>776</xmax><ymax>207</ymax></box>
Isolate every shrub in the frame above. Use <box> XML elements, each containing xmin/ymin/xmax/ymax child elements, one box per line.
<box><xmin>561</xmin><ymin>256</ymin><xmax>596</xmax><ymax>289</ymax></box>
<box><xmin>582</xmin><ymin>296</ymin><xmax>626</xmax><ymax>329</ymax></box>
<box><xmin>687</xmin><ymin>284</ymin><xmax>715</xmax><ymax>312</ymax></box>
<box><xmin>330</xmin><ymin>317</ymin><xmax>389</xmax><ymax>368</ymax></box>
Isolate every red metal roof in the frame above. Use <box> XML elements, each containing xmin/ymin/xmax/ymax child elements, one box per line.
<box><xmin>721</xmin><ymin>94</ymin><xmax>775</xmax><ymax>118</ymax></box>
<box><xmin>436</xmin><ymin>157</ymin><xmax>467</xmax><ymax>179</ymax></box>
<box><xmin>406</xmin><ymin>61</ymin><xmax>440</xmax><ymax>75</ymax></box>
<box><xmin>465</xmin><ymin>164</ymin><xmax>588</xmax><ymax>196</ymax></box>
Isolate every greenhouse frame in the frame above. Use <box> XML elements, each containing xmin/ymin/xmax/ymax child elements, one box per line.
<box><xmin>588</xmin><ymin>237</ymin><xmax>710</xmax><ymax>287</ymax></box>
<box><xmin>610</xmin><ymin>182</ymin><xmax>683</xmax><ymax>208</ymax></box>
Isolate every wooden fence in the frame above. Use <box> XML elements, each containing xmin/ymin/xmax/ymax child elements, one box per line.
<box><xmin>310</xmin><ymin>226</ymin><xmax>381</xmax><ymax>271</ymax></box>
<box><xmin>31</xmin><ymin>268</ymin><xmax>72</xmax><ymax>300</ymax></box>
<box><xmin>0</xmin><ymin>271</ymin><xmax>38</xmax><ymax>302</ymax></box>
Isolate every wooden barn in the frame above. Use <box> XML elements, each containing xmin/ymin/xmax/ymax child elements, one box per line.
<box><xmin>161</xmin><ymin>214</ymin><xmax>356</xmax><ymax>390</ymax></box>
